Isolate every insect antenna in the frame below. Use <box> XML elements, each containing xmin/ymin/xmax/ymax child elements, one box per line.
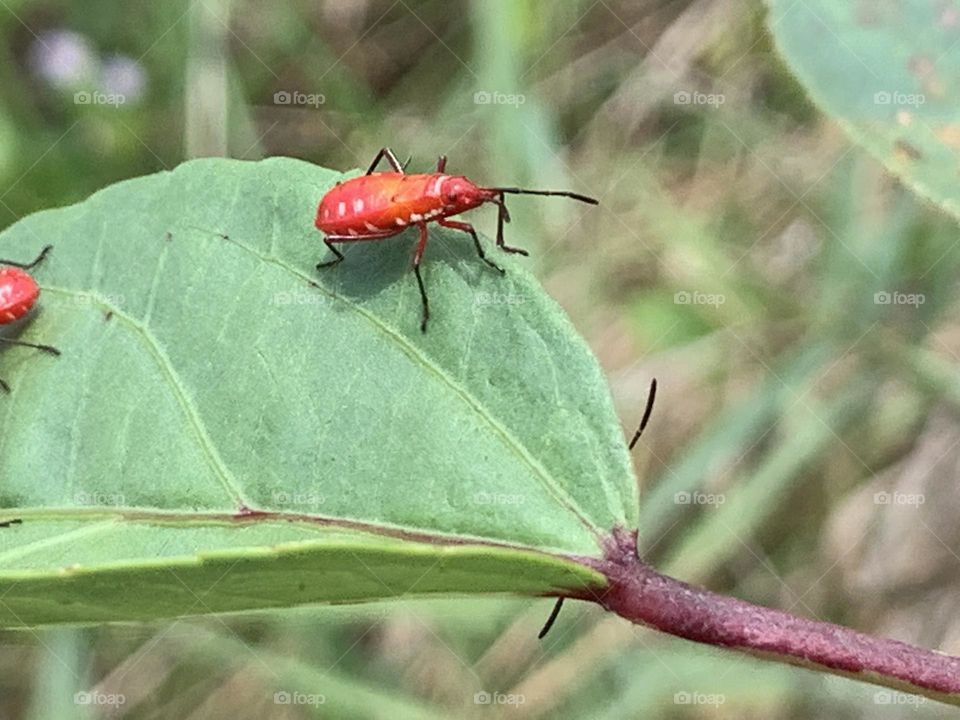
<box><xmin>628</xmin><ymin>378</ymin><xmax>658</xmax><ymax>450</ymax></box>
<box><xmin>490</xmin><ymin>187</ymin><xmax>599</xmax><ymax>205</ymax></box>
<box><xmin>537</xmin><ymin>597</ymin><xmax>565</xmax><ymax>640</ymax></box>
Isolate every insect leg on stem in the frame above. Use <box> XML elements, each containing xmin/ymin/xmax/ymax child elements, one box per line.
<box><xmin>537</xmin><ymin>378</ymin><xmax>659</xmax><ymax>640</ymax></box>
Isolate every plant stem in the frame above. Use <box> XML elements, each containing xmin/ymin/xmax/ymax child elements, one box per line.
<box><xmin>584</xmin><ymin>527</ymin><xmax>960</xmax><ymax>707</ymax></box>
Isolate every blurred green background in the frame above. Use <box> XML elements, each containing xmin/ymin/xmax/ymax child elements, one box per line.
<box><xmin>2</xmin><ymin>0</ymin><xmax>959</xmax><ymax>718</ymax></box>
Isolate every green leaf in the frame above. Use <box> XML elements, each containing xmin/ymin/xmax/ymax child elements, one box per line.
<box><xmin>767</xmin><ymin>1</ymin><xmax>960</xmax><ymax>216</ymax></box>
<box><xmin>0</xmin><ymin>157</ymin><xmax>630</xmax><ymax>626</ymax></box>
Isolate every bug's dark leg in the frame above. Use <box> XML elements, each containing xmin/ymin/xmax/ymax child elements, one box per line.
<box><xmin>316</xmin><ymin>232</ymin><xmax>399</xmax><ymax>270</ymax></box>
<box><xmin>628</xmin><ymin>378</ymin><xmax>658</xmax><ymax>450</ymax></box>
<box><xmin>365</xmin><ymin>147</ymin><xmax>406</xmax><ymax>175</ymax></box>
<box><xmin>438</xmin><ymin>219</ymin><xmax>503</xmax><ymax>274</ymax></box>
<box><xmin>0</xmin><ymin>338</ymin><xmax>60</xmax><ymax>394</ymax></box>
<box><xmin>0</xmin><ymin>518</ymin><xmax>22</xmax><ymax>527</ymax></box>
<box><xmin>538</xmin><ymin>598</ymin><xmax>565</xmax><ymax>639</ymax></box>
<box><xmin>412</xmin><ymin>223</ymin><xmax>430</xmax><ymax>333</ymax></box>
<box><xmin>495</xmin><ymin>195</ymin><xmax>528</xmax><ymax>256</ymax></box>
<box><xmin>436</xmin><ymin>155</ymin><xmax>447</xmax><ymax>172</ymax></box>
<box><xmin>0</xmin><ymin>245</ymin><xmax>52</xmax><ymax>270</ymax></box>
<box><xmin>0</xmin><ymin>337</ymin><xmax>60</xmax><ymax>356</ymax></box>
<box><xmin>316</xmin><ymin>237</ymin><xmax>349</xmax><ymax>269</ymax></box>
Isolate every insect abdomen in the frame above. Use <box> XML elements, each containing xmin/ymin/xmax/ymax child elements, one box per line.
<box><xmin>0</xmin><ymin>268</ymin><xmax>39</xmax><ymax>324</ymax></box>
<box><xmin>316</xmin><ymin>173</ymin><xmax>448</xmax><ymax>236</ymax></box>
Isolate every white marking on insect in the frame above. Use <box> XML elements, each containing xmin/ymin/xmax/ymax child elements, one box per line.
<box><xmin>364</xmin><ymin>222</ymin><xmax>379</xmax><ymax>231</ymax></box>
<box><xmin>348</xmin><ymin>228</ymin><xmax>358</xmax><ymax>236</ymax></box>
<box><xmin>323</xmin><ymin>208</ymin><xmax>330</xmax><ymax>220</ymax></box>
<box><xmin>353</xmin><ymin>198</ymin><xmax>364</xmax><ymax>213</ymax></box>
<box><xmin>429</xmin><ymin>175</ymin><xmax>447</xmax><ymax>197</ymax></box>
<box><xmin>410</xmin><ymin>213</ymin><xmax>423</xmax><ymax>222</ymax></box>
<box><xmin>395</xmin><ymin>218</ymin><xmax>407</xmax><ymax>226</ymax></box>
<box><xmin>337</xmin><ymin>202</ymin><xmax>346</xmax><ymax>217</ymax></box>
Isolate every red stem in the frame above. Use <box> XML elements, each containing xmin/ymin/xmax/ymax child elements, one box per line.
<box><xmin>584</xmin><ymin>528</ymin><xmax>960</xmax><ymax>706</ymax></box>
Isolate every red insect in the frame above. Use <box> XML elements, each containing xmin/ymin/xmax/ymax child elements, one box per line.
<box><xmin>0</xmin><ymin>245</ymin><xmax>59</xmax><ymax>393</ymax></box>
<box><xmin>315</xmin><ymin>147</ymin><xmax>599</xmax><ymax>331</ymax></box>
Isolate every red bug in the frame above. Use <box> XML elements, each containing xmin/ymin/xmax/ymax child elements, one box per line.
<box><xmin>315</xmin><ymin>147</ymin><xmax>599</xmax><ymax>332</ymax></box>
<box><xmin>0</xmin><ymin>245</ymin><xmax>60</xmax><ymax>393</ymax></box>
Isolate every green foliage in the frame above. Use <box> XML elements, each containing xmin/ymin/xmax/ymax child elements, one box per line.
<box><xmin>768</xmin><ymin>0</ymin><xmax>960</xmax><ymax>217</ymax></box>
<box><xmin>0</xmin><ymin>157</ymin><xmax>630</xmax><ymax>625</ymax></box>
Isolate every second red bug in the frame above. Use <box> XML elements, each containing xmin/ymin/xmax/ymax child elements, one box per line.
<box><xmin>315</xmin><ymin>147</ymin><xmax>599</xmax><ymax>332</ymax></box>
<box><xmin>0</xmin><ymin>245</ymin><xmax>60</xmax><ymax>393</ymax></box>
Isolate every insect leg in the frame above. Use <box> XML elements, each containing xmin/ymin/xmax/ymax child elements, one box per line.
<box><xmin>365</xmin><ymin>147</ymin><xmax>406</xmax><ymax>175</ymax></box>
<box><xmin>412</xmin><ymin>223</ymin><xmax>430</xmax><ymax>333</ymax></box>
<box><xmin>495</xmin><ymin>196</ymin><xmax>528</xmax><ymax>256</ymax></box>
<box><xmin>0</xmin><ymin>245</ymin><xmax>52</xmax><ymax>270</ymax></box>
<box><xmin>438</xmin><ymin>219</ymin><xmax>503</xmax><ymax>274</ymax></box>
<box><xmin>628</xmin><ymin>378</ymin><xmax>658</xmax><ymax>450</ymax></box>
<box><xmin>316</xmin><ymin>237</ymin><xmax>348</xmax><ymax>269</ymax></box>
<box><xmin>0</xmin><ymin>337</ymin><xmax>60</xmax><ymax>356</ymax></box>
<box><xmin>0</xmin><ymin>338</ymin><xmax>60</xmax><ymax>394</ymax></box>
<box><xmin>537</xmin><ymin>598</ymin><xmax>565</xmax><ymax>639</ymax></box>
<box><xmin>436</xmin><ymin>155</ymin><xmax>447</xmax><ymax>172</ymax></box>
